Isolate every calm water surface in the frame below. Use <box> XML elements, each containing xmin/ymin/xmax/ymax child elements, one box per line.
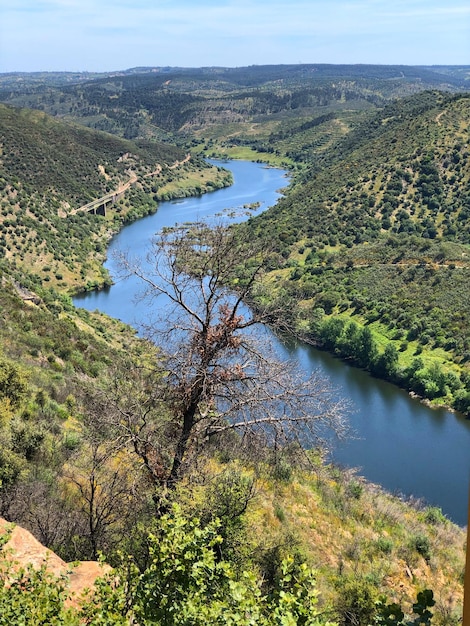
<box><xmin>74</xmin><ymin>160</ymin><xmax>470</xmax><ymax>526</ymax></box>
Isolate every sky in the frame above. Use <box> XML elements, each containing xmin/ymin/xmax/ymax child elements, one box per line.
<box><xmin>1</xmin><ymin>0</ymin><xmax>469</xmax><ymax>73</ymax></box>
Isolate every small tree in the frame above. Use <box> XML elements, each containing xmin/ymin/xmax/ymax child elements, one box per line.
<box><xmin>374</xmin><ymin>343</ymin><xmax>399</xmax><ymax>380</ymax></box>
<box><xmin>63</xmin><ymin>439</ymin><xmax>139</xmax><ymax>560</ymax></box>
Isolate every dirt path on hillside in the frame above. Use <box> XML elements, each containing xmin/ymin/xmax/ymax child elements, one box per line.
<box><xmin>67</xmin><ymin>154</ymin><xmax>191</xmax><ymax>217</ymax></box>
<box><xmin>435</xmin><ymin>110</ymin><xmax>447</xmax><ymax>126</ymax></box>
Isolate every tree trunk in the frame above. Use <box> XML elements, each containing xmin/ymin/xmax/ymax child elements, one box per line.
<box><xmin>167</xmin><ymin>402</ymin><xmax>198</xmax><ymax>489</ymax></box>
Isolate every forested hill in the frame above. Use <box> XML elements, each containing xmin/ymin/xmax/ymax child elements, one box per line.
<box><xmin>242</xmin><ymin>91</ymin><xmax>470</xmax><ymax>414</ymax></box>
<box><xmin>1</xmin><ymin>64</ymin><xmax>467</xmax><ymax>141</ymax></box>
<box><xmin>0</xmin><ymin>103</ymin><xmax>184</xmax><ymax>203</ymax></box>
<box><xmin>0</xmin><ymin>103</ymin><xmax>229</xmax><ymax>291</ymax></box>
<box><xmin>250</xmin><ymin>91</ymin><xmax>470</xmax><ymax>244</ymax></box>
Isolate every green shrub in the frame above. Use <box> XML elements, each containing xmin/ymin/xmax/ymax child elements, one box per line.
<box><xmin>376</xmin><ymin>537</ymin><xmax>394</xmax><ymax>555</ymax></box>
<box><xmin>334</xmin><ymin>575</ymin><xmax>377</xmax><ymax>626</ymax></box>
<box><xmin>411</xmin><ymin>533</ymin><xmax>432</xmax><ymax>563</ymax></box>
<box><xmin>82</xmin><ymin>505</ymin><xmax>336</xmax><ymax>626</ymax></box>
<box><xmin>346</xmin><ymin>480</ymin><xmax>364</xmax><ymax>500</ymax></box>
<box><xmin>423</xmin><ymin>506</ymin><xmax>447</xmax><ymax>525</ymax></box>
<box><xmin>0</xmin><ymin>562</ymin><xmax>79</xmax><ymax>626</ymax></box>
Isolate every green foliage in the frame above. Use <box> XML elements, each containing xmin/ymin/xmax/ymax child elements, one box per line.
<box><xmin>316</xmin><ymin>318</ymin><xmax>383</xmax><ymax>375</ymax></box>
<box><xmin>375</xmin><ymin>537</ymin><xmax>394</xmax><ymax>555</ymax></box>
<box><xmin>0</xmin><ymin>67</ymin><xmax>466</xmax><ymax>623</ymax></box>
<box><xmin>410</xmin><ymin>533</ymin><xmax>432</xmax><ymax>563</ymax></box>
<box><xmin>452</xmin><ymin>388</ymin><xmax>470</xmax><ymax>414</ymax></box>
<box><xmin>0</xmin><ymin>103</ymin><xmax>183</xmax><ymax>201</ymax></box>
<box><xmin>82</xmin><ymin>505</ymin><xmax>337</xmax><ymax>626</ymax></box>
<box><xmin>334</xmin><ymin>575</ymin><xmax>378</xmax><ymax>626</ymax></box>
<box><xmin>422</xmin><ymin>507</ymin><xmax>447</xmax><ymax>526</ymax></box>
<box><xmin>0</xmin><ymin>356</ymin><xmax>31</xmax><ymax>488</ymax></box>
<box><xmin>346</xmin><ymin>480</ymin><xmax>364</xmax><ymax>500</ymax></box>
<box><xmin>0</xmin><ymin>356</ymin><xmax>28</xmax><ymax>409</ymax></box>
<box><xmin>375</xmin><ymin>590</ymin><xmax>434</xmax><ymax>626</ymax></box>
<box><xmin>241</xmin><ymin>91</ymin><xmax>470</xmax><ymax>407</ymax></box>
<box><xmin>0</xmin><ymin>447</ymin><xmax>27</xmax><ymax>489</ymax></box>
<box><xmin>1</xmin><ymin>71</ymin><xmax>470</xmax><ymax>409</ymax></box>
<box><xmin>198</xmin><ymin>467</ymin><xmax>255</xmax><ymax>536</ymax></box>
<box><xmin>318</xmin><ymin>318</ymin><xmax>346</xmax><ymax>350</ymax></box>
<box><xmin>0</xmin><ymin>561</ymin><xmax>79</xmax><ymax>626</ymax></box>
<box><xmin>0</xmin><ymin>103</ymin><xmax>210</xmax><ymax>289</ymax></box>
<box><xmin>375</xmin><ymin>343</ymin><xmax>399</xmax><ymax>380</ymax></box>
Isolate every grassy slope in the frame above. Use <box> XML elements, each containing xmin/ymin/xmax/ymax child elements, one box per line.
<box><xmin>245</xmin><ymin>463</ymin><xmax>465</xmax><ymax>617</ymax></box>
<box><xmin>0</xmin><ymin>104</ymin><xmax>230</xmax><ymax>291</ymax></box>
<box><xmin>0</xmin><ymin>277</ymin><xmax>465</xmax><ymax>618</ymax></box>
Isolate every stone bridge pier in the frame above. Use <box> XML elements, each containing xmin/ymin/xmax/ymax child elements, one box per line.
<box><xmin>87</xmin><ymin>193</ymin><xmax>120</xmax><ymax>216</ymax></box>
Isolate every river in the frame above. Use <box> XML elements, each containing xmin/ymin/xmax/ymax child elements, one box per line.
<box><xmin>73</xmin><ymin>160</ymin><xmax>470</xmax><ymax>526</ymax></box>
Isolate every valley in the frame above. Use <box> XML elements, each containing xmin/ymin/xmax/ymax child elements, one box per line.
<box><xmin>0</xmin><ymin>63</ymin><xmax>469</xmax><ymax>623</ymax></box>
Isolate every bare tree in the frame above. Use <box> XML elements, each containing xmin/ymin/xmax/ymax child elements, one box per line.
<box><xmin>63</xmin><ymin>437</ymin><xmax>144</xmax><ymax>560</ymax></box>
<box><xmin>98</xmin><ymin>221</ymin><xmax>347</xmax><ymax>500</ymax></box>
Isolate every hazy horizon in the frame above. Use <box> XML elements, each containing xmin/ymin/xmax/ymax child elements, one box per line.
<box><xmin>2</xmin><ymin>61</ymin><xmax>470</xmax><ymax>76</ymax></box>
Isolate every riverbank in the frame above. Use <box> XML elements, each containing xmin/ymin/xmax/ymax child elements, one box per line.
<box><xmin>302</xmin><ymin>327</ymin><xmax>468</xmax><ymax>418</ymax></box>
<box><xmin>67</xmin><ymin>159</ymin><xmax>234</xmax><ymax>295</ymax></box>
<box><xmin>72</xmin><ymin>159</ymin><xmax>470</xmax><ymax>526</ymax></box>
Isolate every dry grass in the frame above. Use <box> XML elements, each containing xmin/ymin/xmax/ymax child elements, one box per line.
<box><xmin>243</xmin><ymin>461</ymin><xmax>465</xmax><ymax>616</ymax></box>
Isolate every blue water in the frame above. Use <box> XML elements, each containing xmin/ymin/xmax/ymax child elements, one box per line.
<box><xmin>74</xmin><ymin>160</ymin><xmax>470</xmax><ymax>526</ymax></box>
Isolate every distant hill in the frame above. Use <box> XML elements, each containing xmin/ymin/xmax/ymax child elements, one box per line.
<box><xmin>1</xmin><ymin>64</ymin><xmax>468</xmax><ymax>142</ymax></box>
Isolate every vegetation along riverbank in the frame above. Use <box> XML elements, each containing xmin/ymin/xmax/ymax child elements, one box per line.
<box><xmin>0</xmin><ymin>64</ymin><xmax>468</xmax><ymax>623</ymax></box>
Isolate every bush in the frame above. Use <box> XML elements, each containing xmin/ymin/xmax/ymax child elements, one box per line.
<box><xmin>346</xmin><ymin>480</ymin><xmax>363</xmax><ymax>500</ymax></box>
<box><xmin>376</xmin><ymin>537</ymin><xmax>394</xmax><ymax>555</ymax></box>
<box><xmin>0</xmin><ymin>562</ymin><xmax>79</xmax><ymax>626</ymax></box>
<box><xmin>82</xmin><ymin>505</ymin><xmax>336</xmax><ymax>626</ymax></box>
<box><xmin>334</xmin><ymin>575</ymin><xmax>377</xmax><ymax>626</ymax></box>
<box><xmin>411</xmin><ymin>533</ymin><xmax>432</xmax><ymax>563</ymax></box>
<box><xmin>423</xmin><ymin>506</ymin><xmax>447</xmax><ymax>525</ymax></box>
<box><xmin>453</xmin><ymin>389</ymin><xmax>470</xmax><ymax>415</ymax></box>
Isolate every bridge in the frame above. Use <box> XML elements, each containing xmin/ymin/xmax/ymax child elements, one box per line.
<box><xmin>77</xmin><ymin>188</ymin><xmax>127</xmax><ymax>217</ymax></box>
<box><xmin>68</xmin><ymin>154</ymin><xmax>191</xmax><ymax>218</ymax></box>
<box><xmin>70</xmin><ymin>173</ymin><xmax>137</xmax><ymax>217</ymax></box>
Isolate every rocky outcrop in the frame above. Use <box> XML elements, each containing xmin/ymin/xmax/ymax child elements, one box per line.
<box><xmin>0</xmin><ymin>518</ymin><xmax>110</xmax><ymax>606</ymax></box>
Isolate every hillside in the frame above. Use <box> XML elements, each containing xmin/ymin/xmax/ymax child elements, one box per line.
<box><xmin>0</xmin><ymin>469</ymin><xmax>466</xmax><ymax>624</ymax></box>
<box><xmin>1</xmin><ymin>64</ymin><xmax>467</xmax><ymax>148</ymax></box>
<box><xmin>0</xmin><ymin>261</ymin><xmax>463</xmax><ymax>623</ymax></box>
<box><xmin>0</xmin><ymin>103</ymin><xmax>231</xmax><ymax>291</ymax></box>
<box><xmin>241</xmin><ymin>91</ymin><xmax>470</xmax><ymax>414</ymax></box>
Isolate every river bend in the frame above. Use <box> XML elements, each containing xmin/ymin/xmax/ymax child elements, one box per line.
<box><xmin>73</xmin><ymin>160</ymin><xmax>470</xmax><ymax>526</ymax></box>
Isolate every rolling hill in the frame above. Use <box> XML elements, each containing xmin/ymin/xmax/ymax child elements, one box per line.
<box><xmin>0</xmin><ymin>65</ymin><xmax>468</xmax><ymax>623</ymax></box>
<box><xmin>0</xmin><ymin>103</ymin><xmax>229</xmax><ymax>290</ymax></box>
<box><xmin>242</xmin><ymin>91</ymin><xmax>470</xmax><ymax>412</ymax></box>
